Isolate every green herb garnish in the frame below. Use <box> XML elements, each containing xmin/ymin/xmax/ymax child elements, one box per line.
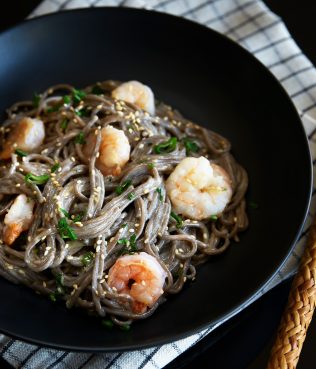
<box><xmin>118</xmin><ymin>234</ymin><xmax>137</xmax><ymax>255</ymax></box>
<box><xmin>75</xmin><ymin>107</ymin><xmax>90</xmax><ymax>117</ymax></box>
<box><xmin>153</xmin><ymin>137</ymin><xmax>177</xmax><ymax>154</ymax></box>
<box><xmin>25</xmin><ymin>173</ymin><xmax>50</xmax><ymax>185</ymax></box>
<box><xmin>72</xmin><ymin>213</ymin><xmax>83</xmax><ymax>223</ymax></box>
<box><xmin>74</xmin><ymin>132</ymin><xmax>85</xmax><ymax>144</ymax></box>
<box><xmin>120</xmin><ymin>324</ymin><xmax>131</xmax><ymax>331</ymax></box>
<box><xmin>58</xmin><ymin>218</ymin><xmax>78</xmax><ymax>240</ymax></box>
<box><xmin>249</xmin><ymin>201</ymin><xmax>259</xmax><ymax>209</ymax></box>
<box><xmin>63</xmin><ymin>95</ymin><xmax>71</xmax><ymax>104</ymax></box>
<box><xmin>73</xmin><ymin>88</ymin><xmax>86</xmax><ymax>105</ymax></box>
<box><xmin>91</xmin><ymin>85</ymin><xmax>104</xmax><ymax>95</ymax></box>
<box><xmin>48</xmin><ymin>292</ymin><xmax>57</xmax><ymax>302</ymax></box>
<box><xmin>183</xmin><ymin>137</ymin><xmax>199</xmax><ymax>155</ymax></box>
<box><xmin>60</xmin><ymin>118</ymin><xmax>69</xmax><ymax>130</ymax></box>
<box><xmin>210</xmin><ymin>215</ymin><xmax>218</xmax><ymax>221</ymax></box>
<box><xmin>115</xmin><ymin>179</ymin><xmax>132</xmax><ymax>195</ymax></box>
<box><xmin>127</xmin><ymin>192</ymin><xmax>135</xmax><ymax>201</ymax></box>
<box><xmin>147</xmin><ymin>163</ymin><xmax>155</xmax><ymax>170</ymax></box>
<box><xmin>15</xmin><ymin>148</ymin><xmax>28</xmax><ymax>157</ymax></box>
<box><xmin>33</xmin><ymin>93</ymin><xmax>40</xmax><ymax>108</ymax></box>
<box><xmin>60</xmin><ymin>208</ymin><xmax>70</xmax><ymax>219</ymax></box>
<box><xmin>156</xmin><ymin>188</ymin><xmax>163</xmax><ymax>201</ymax></box>
<box><xmin>56</xmin><ymin>273</ymin><xmax>64</xmax><ymax>287</ymax></box>
<box><xmin>81</xmin><ymin>251</ymin><xmax>94</xmax><ymax>267</ymax></box>
<box><xmin>170</xmin><ymin>211</ymin><xmax>183</xmax><ymax>229</ymax></box>
<box><xmin>101</xmin><ymin>319</ymin><xmax>114</xmax><ymax>329</ymax></box>
<box><xmin>51</xmin><ymin>163</ymin><xmax>60</xmax><ymax>173</ymax></box>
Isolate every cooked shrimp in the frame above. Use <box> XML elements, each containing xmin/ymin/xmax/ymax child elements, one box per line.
<box><xmin>111</xmin><ymin>80</ymin><xmax>155</xmax><ymax>115</ymax></box>
<box><xmin>108</xmin><ymin>252</ymin><xmax>167</xmax><ymax>313</ymax></box>
<box><xmin>165</xmin><ymin>156</ymin><xmax>232</xmax><ymax>221</ymax></box>
<box><xmin>3</xmin><ymin>194</ymin><xmax>35</xmax><ymax>245</ymax></box>
<box><xmin>0</xmin><ymin>117</ymin><xmax>45</xmax><ymax>160</ymax></box>
<box><xmin>83</xmin><ymin>125</ymin><xmax>130</xmax><ymax>176</ymax></box>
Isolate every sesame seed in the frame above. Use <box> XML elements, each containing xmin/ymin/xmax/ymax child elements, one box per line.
<box><xmin>71</xmin><ymin>156</ymin><xmax>76</xmax><ymax>162</ymax></box>
<box><xmin>180</xmin><ymin>263</ymin><xmax>184</xmax><ymax>268</ymax></box>
<box><xmin>135</xmin><ymin>223</ymin><xmax>139</xmax><ymax>227</ymax></box>
<box><xmin>65</xmin><ymin>244</ymin><xmax>69</xmax><ymax>249</ymax></box>
<box><xmin>183</xmin><ymin>277</ymin><xmax>187</xmax><ymax>282</ymax></box>
<box><xmin>43</xmin><ymin>281</ymin><xmax>46</xmax><ymax>287</ymax></box>
<box><xmin>112</xmin><ymin>286</ymin><xmax>117</xmax><ymax>292</ymax></box>
<box><xmin>134</xmin><ymin>137</ymin><xmax>140</xmax><ymax>141</ymax></box>
<box><xmin>179</xmin><ymin>248</ymin><xmax>184</xmax><ymax>252</ymax></box>
<box><xmin>144</xmin><ymin>189</ymin><xmax>149</xmax><ymax>194</ymax></box>
<box><xmin>105</xmin><ymin>274</ymin><xmax>108</xmax><ymax>279</ymax></box>
<box><xmin>234</xmin><ymin>217</ymin><xmax>237</xmax><ymax>222</ymax></box>
<box><xmin>192</xmin><ymin>220</ymin><xmax>198</xmax><ymax>224</ymax></box>
<box><xmin>41</xmin><ymin>236</ymin><xmax>46</xmax><ymax>241</ymax></box>
<box><xmin>7</xmin><ymin>265</ymin><xmax>13</xmax><ymax>270</ymax></box>
<box><xmin>100</xmin><ymin>279</ymin><xmax>105</xmax><ymax>283</ymax></box>
<box><xmin>101</xmin><ymin>254</ymin><xmax>105</xmax><ymax>260</ymax></box>
<box><xmin>139</xmin><ymin>143</ymin><xmax>144</xmax><ymax>149</ymax></box>
<box><xmin>203</xmin><ymin>233</ymin><xmax>207</xmax><ymax>239</ymax></box>
<box><xmin>129</xmin><ymin>229</ymin><xmax>135</xmax><ymax>233</ymax></box>
<box><xmin>33</xmin><ymin>191</ymin><xmax>37</xmax><ymax>195</ymax></box>
<box><xmin>110</xmin><ymin>237</ymin><xmax>114</xmax><ymax>242</ymax></box>
<box><xmin>96</xmin><ymin>239</ymin><xmax>102</xmax><ymax>245</ymax></box>
<box><xmin>97</xmin><ymin>104</ymin><xmax>103</xmax><ymax>109</ymax></box>
<box><xmin>96</xmin><ymin>152</ymin><xmax>100</xmax><ymax>158</ymax></box>
<box><xmin>96</xmin><ymin>246</ymin><xmax>100</xmax><ymax>253</ymax></box>
<box><xmin>15</xmin><ymin>183</ymin><xmax>21</xmax><ymax>187</ymax></box>
<box><xmin>95</xmin><ymin>290</ymin><xmax>99</xmax><ymax>296</ymax></box>
<box><xmin>141</xmin><ymin>280</ymin><xmax>146</xmax><ymax>286</ymax></box>
<box><xmin>13</xmin><ymin>143</ymin><xmax>17</xmax><ymax>148</ymax></box>
<box><xmin>56</xmin><ymin>142</ymin><xmax>61</xmax><ymax>147</ymax></box>
<box><xmin>73</xmin><ymin>284</ymin><xmax>78</xmax><ymax>289</ymax></box>
<box><xmin>144</xmin><ymin>238</ymin><xmax>149</xmax><ymax>244</ymax></box>
<box><xmin>18</xmin><ymin>269</ymin><xmax>25</xmax><ymax>275</ymax></box>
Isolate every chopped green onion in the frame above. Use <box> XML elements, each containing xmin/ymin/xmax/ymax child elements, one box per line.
<box><xmin>153</xmin><ymin>137</ymin><xmax>177</xmax><ymax>154</ymax></box>
<box><xmin>75</xmin><ymin>107</ymin><xmax>90</xmax><ymax>117</ymax></box>
<box><xmin>73</xmin><ymin>88</ymin><xmax>86</xmax><ymax>105</ymax></box>
<box><xmin>32</xmin><ymin>93</ymin><xmax>41</xmax><ymax>108</ymax></box>
<box><xmin>116</xmin><ymin>179</ymin><xmax>132</xmax><ymax>195</ymax></box>
<box><xmin>127</xmin><ymin>192</ymin><xmax>135</xmax><ymax>201</ymax></box>
<box><xmin>51</xmin><ymin>163</ymin><xmax>60</xmax><ymax>173</ymax></box>
<box><xmin>60</xmin><ymin>208</ymin><xmax>70</xmax><ymax>219</ymax></box>
<box><xmin>183</xmin><ymin>137</ymin><xmax>199</xmax><ymax>155</ymax></box>
<box><xmin>91</xmin><ymin>85</ymin><xmax>104</xmax><ymax>95</ymax></box>
<box><xmin>74</xmin><ymin>132</ymin><xmax>85</xmax><ymax>144</ymax></box>
<box><xmin>210</xmin><ymin>215</ymin><xmax>218</xmax><ymax>221</ymax></box>
<box><xmin>120</xmin><ymin>324</ymin><xmax>131</xmax><ymax>331</ymax></box>
<box><xmin>15</xmin><ymin>148</ymin><xmax>28</xmax><ymax>157</ymax></box>
<box><xmin>72</xmin><ymin>213</ymin><xmax>83</xmax><ymax>223</ymax></box>
<box><xmin>58</xmin><ymin>218</ymin><xmax>78</xmax><ymax>240</ymax></box>
<box><xmin>170</xmin><ymin>211</ymin><xmax>183</xmax><ymax>229</ymax></box>
<box><xmin>63</xmin><ymin>95</ymin><xmax>71</xmax><ymax>104</ymax></box>
<box><xmin>102</xmin><ymin>319</ymin><xmax>114</xmax><ymax>329</ymax></box>
<box><xmin>48</xmin><ymin>292</ymin><xmax>57</xmax><ymax>302</ymax></box>
<box><xmin>147</xmin><ymin>163</ymin><xmax>155</xmax><ymax>170</ymax></box>
<box><xmin>60</xmin><ymin>118</ymin><xmax>69</xmax><ymax>130</ymax></box>
<box><xmin>249</xmin><ymin>201</ymin><xmax>259</xmax><ymax>209</ymax></box>
<box><xmin>156</xmin><ymin>188</ymin><xmax>163</xmax><ymax>201</ymax></box>
<box><xmin>25</xmin><ymin>173</ymin><xmax>50</xmax><ymax>185</ymax></box>
<box><xmin>56</xmin><ymin>273</ymin><xmax>64</xmax><ymax>287</ymax></box>
<box><xmin>81</xmin><ymin>251</ymin><xmax>94</xmax><ymax>267</ymax></box>
<box><xmin>119</xmin><ymin>234</ymin><xmax>137</xmax><ymax>255</ymax></box>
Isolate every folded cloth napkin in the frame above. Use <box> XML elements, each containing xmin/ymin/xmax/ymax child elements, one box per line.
<box><xmin>1</xmin><ymin>0</ymin><xmax>316</xmax><ymax>368</ymax></box>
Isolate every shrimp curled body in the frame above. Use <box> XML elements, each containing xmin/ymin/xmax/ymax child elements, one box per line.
<box><xmin>108</xmin><ymin>252</ymin><xmax>167</xmax><ymax>313</ymax></box>
<box><xmin>166</xmin><ymin>156</ymin><xmax>232</xmax><ymax>220</ymax></box>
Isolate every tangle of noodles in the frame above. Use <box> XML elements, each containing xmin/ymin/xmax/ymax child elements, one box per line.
<box><xmin>0</xmin><ymin>81</ymin><xmax>248</xmax><ymax>327</ymax></box>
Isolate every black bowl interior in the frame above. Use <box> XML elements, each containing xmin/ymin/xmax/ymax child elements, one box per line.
<box><xmin>0</xmin><ymin>8</ymin><xmax>312</xmax><ymax>351</ymax></box>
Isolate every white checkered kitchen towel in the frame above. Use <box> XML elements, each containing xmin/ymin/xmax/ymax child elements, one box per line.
<box><xmin>1</xmin><ymin>0</ymin><xmax>316</xmax><ymax>368</ymax></box>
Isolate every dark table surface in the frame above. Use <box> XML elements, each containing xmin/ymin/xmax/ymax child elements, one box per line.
<box><xmin>0</xmin><ymin>1</ymin><xmax>315</xmax><ymax>369</ymax></box>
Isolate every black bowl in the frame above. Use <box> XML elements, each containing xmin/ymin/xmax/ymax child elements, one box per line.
<box><xmin>0</xmin><ymin>7</ymin><xmax>312</xmax><ymax>351</ymax></box>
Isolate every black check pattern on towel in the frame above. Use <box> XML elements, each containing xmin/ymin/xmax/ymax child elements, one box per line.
<box><xmin>1</xmin><ymin>0</ymin><xmax>316</xmax><ymax>368</ymax></box>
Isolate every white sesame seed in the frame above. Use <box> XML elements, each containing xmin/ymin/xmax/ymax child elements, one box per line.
<box><xmin>73</xmin><ymin>284</ymin><xmax>78</xmax><ymax>289</ymax></box>
<box><xmin>129</xmin><ymin>229</ymin><xmax>135</xmax><ymax>233</ymax></box>
<box><xmin>183</xmin><ymin>277</ymin><xmax>187</xmax><ymax>282</ymax></box>
<box><xmin>96</xmin><ymin>246</ymin><xmax>100</xmax><ymax>253</ymax></box>
<box><xmin>134</xmin><ymin>137</ymin><xmax>140</xmax><ymax>141</ymax></box>
<box><xmin>100</xmin><ymin>279</ymin><xmax>105</xmax><ymax>283</ymax></box>
<box><xmin>141</xmin><ymin>280</ymin><xmax>146</xmax><ymax>286</ymax></box>
<box><xmin>15</xmin><ymin>183</ymin><xmax>21</xmax><ymax>187</ymax></box>
<box><xmin>139</xmin><ymin>144</ymin><xmax>144</xmax><ymax>149</ymax></box>
<box><xmin>71</xmin><ymin>156</ymin><xmax>76</xmax><ymax>162</ymax></box>
<box><xmin>96</xmin><ymin>239</ymin><xmax>102</xmax><ymax>245</ymax></box>
<box><xmin>144</xmin><ymin>238</ymin><xmax>149</xmax><ymax>244</ymax></box>
<box><xmin>96</xmin><ymin>152</ymin><xmax>100</xmax><ymax>158</ymax></box>
<box><xmin>135</xmin><ymin>223</ymin><xmax>139</xmax><ymax>227</ymax></box>
<box><xmin>112</xmin><ymin>286</ymin><xmax>117</xmax><ymax>292</ymax></box>
<box><xmin>101</xmin><ymin>254</ymin><xmax>105</xmax><ymax>260</ymax></box>
<box><xmin>43</xmin><ymin>281</ymin><xmax>47</xmax><ymax>287</ymax></box>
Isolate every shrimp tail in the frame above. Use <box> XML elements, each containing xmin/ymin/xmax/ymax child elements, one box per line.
<box><xmin>3</xmin><ymin>223</ymin><xmax>24</xmax><ymax>245</ymax></box>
